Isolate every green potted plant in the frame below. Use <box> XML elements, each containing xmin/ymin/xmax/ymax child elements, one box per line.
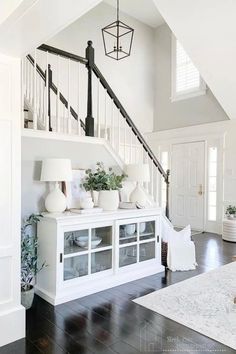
<box><xmin>21</xmin><ymin>214</ymin><xmax>46</xmax><ymax>309</ymax></box>
<box><xmin>226</xmin><ymin>205</ymin><xmax>236</xmax><ymax>219</ymax></box>
<box><xmin>83</xmin><ymin>162</ymin><xmax>126</xmax><ymax>211</ymax></box>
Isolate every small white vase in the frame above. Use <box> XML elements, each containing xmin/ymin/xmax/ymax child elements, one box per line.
<box><xmin>98</xmin><ymin>190</ymin><xmax>119</xmax><ymax>211</ymax></box>
<box><xmin>80</xmin><ymin>197</ymin><xmax>94</xmax><ymax>209</ymax></box>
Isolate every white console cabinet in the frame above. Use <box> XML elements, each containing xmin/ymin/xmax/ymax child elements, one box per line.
<box><xmin>36</xmin><ymin>208</ymin><xmax>164</xmax><ymax>305</ymax></box>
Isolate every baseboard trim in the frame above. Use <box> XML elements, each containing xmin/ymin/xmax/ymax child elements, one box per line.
<box><xmin>0</xmin><ymin>305</ymin><xmax>25</xmax><ymax>347</ymax></box>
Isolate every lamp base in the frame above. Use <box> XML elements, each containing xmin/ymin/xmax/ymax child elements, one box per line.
<box><xmin>130</xmin><ymin>183</ymin><xmax>147</xmax><ymax>207</ymax></box>
<box><xmin>45</xmin><ymin>182</ymin><xmax>67</xmax><ymax>213</ymax></box>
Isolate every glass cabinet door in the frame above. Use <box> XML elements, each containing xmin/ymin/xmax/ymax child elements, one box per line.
<box><xmin>63</xmin><ymin>223</ymin><xmax>113</xmax><ymax>282</ymax></box>
<box><xmin>117</xmin><ymin>218</ymin><xmax>158</xmax><ymax>269</ymax></box>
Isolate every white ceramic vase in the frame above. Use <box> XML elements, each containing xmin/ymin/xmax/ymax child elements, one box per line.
<box><xmin>98</xmin><ymin>190</ymin><xmax>119</xmax><ymax>211</ymax></box>
<box><xmin>80</xmin><ymin>197</ymin><xmax>94</xmax><ymax>209</ymax></box>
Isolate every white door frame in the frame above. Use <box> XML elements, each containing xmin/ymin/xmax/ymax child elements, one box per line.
<box><xmin>152</xmin><ymin>127</ymin><xmax>225</xmax><ymax>234</ymax></box>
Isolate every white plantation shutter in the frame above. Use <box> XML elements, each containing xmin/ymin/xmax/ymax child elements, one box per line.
<box><xmin>172</xmin><ymin>38</ymin><xmax>206</xmax><ymax>100</ymax></box>
<box><xmin>176</xmin><ymin>41</ymin><xmax>200</xmax><ymax>92</ymax></box>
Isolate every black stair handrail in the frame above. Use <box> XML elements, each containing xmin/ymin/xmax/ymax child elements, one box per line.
<box><xmin>26</xmin><ymin>54</ymin><xmax>85</xmax><ymax>131</ymax></box>
<box><xmin>38</xmin><ymin>44</ymin><xmax>88</xmax><ymax>65</ymax></box>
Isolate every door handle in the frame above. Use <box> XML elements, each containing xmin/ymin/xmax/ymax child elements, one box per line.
<box><xmin>198</xmin><ymin>184</ymin><xmax>204</xmax><ymax>196</ymax></box>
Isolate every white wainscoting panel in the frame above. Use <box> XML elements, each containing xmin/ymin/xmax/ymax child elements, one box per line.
<box><xmin>0</xmin><ymin>53</ymin><xmax>25</xmax><ymax>347</ymax></box>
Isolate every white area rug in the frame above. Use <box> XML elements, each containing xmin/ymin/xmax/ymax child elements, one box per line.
<box><xmin>134</xmin><ymin>262</ymin><xmax>236</xmax><ymax>350</ymax></box>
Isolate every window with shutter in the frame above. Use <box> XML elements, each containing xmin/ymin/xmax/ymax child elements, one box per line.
<box><xmin>171</xmin><ymin>37</ymin><xmax>206</xmax><ymax>101</ymax></box>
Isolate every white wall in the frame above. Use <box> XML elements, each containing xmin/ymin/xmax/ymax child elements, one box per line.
<box><xmin>0</xmin><ymin>0</ymin><xmax>102</xmax><ymax>56</ymax></box>
<box><xmin>21</xmin><ymin>136</ymin><xmax>122</xmax><ymax>218</ymax></box>
<box><xmin>146</xmin><ymin>120</ymin><xmax>236</xmax><ymax>233</ymax></box>
<box><xmin>154</xmin><ymin>24</ymin><xmax>228</xmax><ymax>131</ymax></box>
<box><xmin>45</xmin><ymin>2</ymin><xmax>155</xmax><ymax>133</ymax></box>
<box><xmin>153</xmin><ymin>0</ymin><xmax>236</xmax><ymax>121</ymax></box>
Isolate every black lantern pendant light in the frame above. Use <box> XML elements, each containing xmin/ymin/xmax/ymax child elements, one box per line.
<box><xmin>102</xmin><ymin>0</ymin><xmax>134</xmax><ymax>60</ymax></box>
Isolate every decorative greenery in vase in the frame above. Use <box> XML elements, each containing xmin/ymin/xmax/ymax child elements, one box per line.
<box><xmin>226</xmin><ymin>205</ymin><xmax>236</xmax><ymax>218</ymax></box>
<box><xmin>21</xmin><ymin>214</ymin><xmax>47</xmax><ymax>292</ymax></box>
<box><xmin>83</xmin><ymin>162</ymin><xmax>126</xmax><ymax>191</ymax></box>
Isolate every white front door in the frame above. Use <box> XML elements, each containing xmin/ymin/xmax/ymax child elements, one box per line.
<box><xmin>171</xmin><ymin>141</ymin><xmax>205</xmax><ymax>230</ymax></box>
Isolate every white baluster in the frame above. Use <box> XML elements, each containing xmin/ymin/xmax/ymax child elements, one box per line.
<box><xmin>97</xmin><ymin>79</ymin><xmax>100</xmax><ymax>138</ymax></box>
<box><xmin>135</xmin><ymin>136</ymin><xmax>140</xmax><ymax>164</ymax></box>
<box><xmin>104</xmin><ymin>91</ymin><xmax>107</xmax><ymax>139</ymax></box>
<box><xmin>67</xmin><ymin>59</ymin><xmax>71</xmax><ymax>134</ymax></box>
<box><xmin>144</xmin><ymin>151</ymin><xmax>149</xmax><ymax>192</ymax></box>
<box><xmin>56</xmin><ymin>55</ymin><xmax>60</xmax><ymax>133</ymax></box>
<box><xmin>129</xmin><ymin>127</ymin><xmax>132</xmax><ymax>163</ymax></box>
<box><xmin>21</xmin><ymin>59</ymin><xmax>25</xmax><ymax>129</ymax></box>
<box><xmin>111</xmin><ymin>100</ymin><xmax>115</xmax><ymax>146</ymax></box>
<box><xmin>27</xmin><ymin>59</ymin><xmax>30</xmax><ymax>102</ymax></box>
<box><xmin>154</xmin><ymin>167</ymin><xmax>159</xmax><ymax>204</ymax></box>
<box><xmin>118</xmin><ymin>110</ymin><xmax>121</xmax><ymax>155</ymax></box>
<box><xmin>33</xmin><ymin>49</ymin><xmax>37</xmax><ymax>130</ymax></box>
<box><xmin>124</xmin><ymin>119</ymin><xmax>127</xmax><ymax>163</ymax></box>
<box><xmin>151</xmin><ymin>160</ymin><xmax>154</xmax><ymax>197</ymax></box>
<box><xmin>45</xmin><ymin>51</ymin><xmax>49</xmax><ymax>131</ymax></box>
<box><xmin>77</xmin><ymin>63</ymin><xmax>81</xmax><ymax>136</ymax></box>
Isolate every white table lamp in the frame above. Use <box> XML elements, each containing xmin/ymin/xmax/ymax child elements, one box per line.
<box><xmin>41</xmin><ymin>158</ymin><xmax>72</xmax><ymax>213</ymax></box>
<box><xmin>125</xmin><ymin>164</ymin><xmax>150</xmax><ymax>206</ymax></box>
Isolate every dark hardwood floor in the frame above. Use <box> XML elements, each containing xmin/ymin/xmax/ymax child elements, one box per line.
<box><xmin>1</xmin><ymin>233</ymin><xmax>236</xmax><ymax>354</ymax></box>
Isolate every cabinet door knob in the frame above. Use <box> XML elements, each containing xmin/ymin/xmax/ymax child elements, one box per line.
<box><xmin>59</xmin><ymin>253</ymin><xmax>63</xmax><ymax>263</ymax></box>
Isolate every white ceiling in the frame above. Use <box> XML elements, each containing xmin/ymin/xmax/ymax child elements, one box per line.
<box><xmin>103</xmin><ymin>0</ymin><xmax>164</xmax><ymax>28</ymax></box>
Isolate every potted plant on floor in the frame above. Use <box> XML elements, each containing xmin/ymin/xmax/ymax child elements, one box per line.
<box><xmin>226</xmin><ymin>205</ymin><xmax>236</xmax><ymax>219</ymax></box>
<box><xmin>83</xmin><ymin>162</ymin><xmax>126</xmax><ymax>211</ymax></box>
<box><xmin>21</xmin><ymin>214</ymin><xmax>47</xmax><ymax>309</ymax></box>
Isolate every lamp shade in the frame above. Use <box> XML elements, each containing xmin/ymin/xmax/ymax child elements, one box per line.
<box><xmin>40</xmin><ymin>159</ymin><xmax>72</xmax><ymax>182</ymax></box>
<box><xmin>125</xmin><ymin>164</ymin><xmax>150</xmax><ymax>182</ymax></box>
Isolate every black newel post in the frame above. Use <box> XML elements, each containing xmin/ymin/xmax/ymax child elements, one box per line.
<box><xmin>85</xmin><ymin>41</ymin><xmax>94</xmax><ymax>136</ymax></box>
<box><xmin>46</xmin><ymin>64</ymin><xmax>53</xmax><ymax>132</ymax></box>
<box><xmin>165</xmin><ymin>169</ymin><xmax>170</xmax><ymax>220</ymax></box>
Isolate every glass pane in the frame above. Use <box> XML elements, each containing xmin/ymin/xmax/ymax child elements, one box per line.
<box><xmin>209</xmin><ymin>162</ymin><xmax>217</xmax><ymax>177</ymax></box>
<box><xmin>64</xmin><ymin>230</ymin><xmax>89</xmax><ymax>255</ymax></box>
<box><xmin>91</xmin><ymin>250</ymin><xmax>112</xmax><ymax>274</ymax></box>
<box><xmin>209</xmin><ymin>147</ymin><xmax>217</xmax><ymax>162</ymax></box>
<box><xmin>119</xmin><ymin>224</ymin><xmax>137</xmax><ymax>245</ymax></box>
<box><xmin>64</xmin><ymin>255</ymin><xmax>88</xmax><ymax>281</ymax></box>
<box><xmin>91</xmin><ymin>226</ymin><xmax>112</xmax><ymax>249</ymax></box>
<box><xmin>139</xmin><ymin>242</ymin><xmax>155</xmax><ymax>262</ymax></box>
<box><xmin>139</xmin><ymin>221</ymin><xmax>155</xmax><ymax>240</ymax></box>
<box><xmin>209</xmin><ymin>191</ymin><xmax>216</xmax><ymax>206</ymax></box>
<box><xmin>119</xmin><ymin>245</ymin><xmax>137</xmax><ymax>267</ymax></box>
<box><xmin>209</xmin><ymin>177</ymin><xmax>217</xmax><ymax>192</ymax></box>
<box><xmin>208</xmin><ymin>206</ymin><xmax>216</xmax><ymax>221</ymax></box>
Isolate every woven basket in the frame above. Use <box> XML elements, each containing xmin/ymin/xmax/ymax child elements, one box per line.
<box><xmin>161</xmin><ymin>241</ymin><xmax>168</xmax><ymax>267</ymax></box>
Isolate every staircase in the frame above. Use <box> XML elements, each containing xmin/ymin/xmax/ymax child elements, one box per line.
<box><xmin>22</xmin><ymin>41</ymin><xmax>170</xmax><ymax>217</ymax></box>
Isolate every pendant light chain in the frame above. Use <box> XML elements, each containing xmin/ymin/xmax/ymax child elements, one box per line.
<box><xmin>117</xmin><ymin>0</ymin><xmax>119</xmax><ymax>22</ymax></box>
